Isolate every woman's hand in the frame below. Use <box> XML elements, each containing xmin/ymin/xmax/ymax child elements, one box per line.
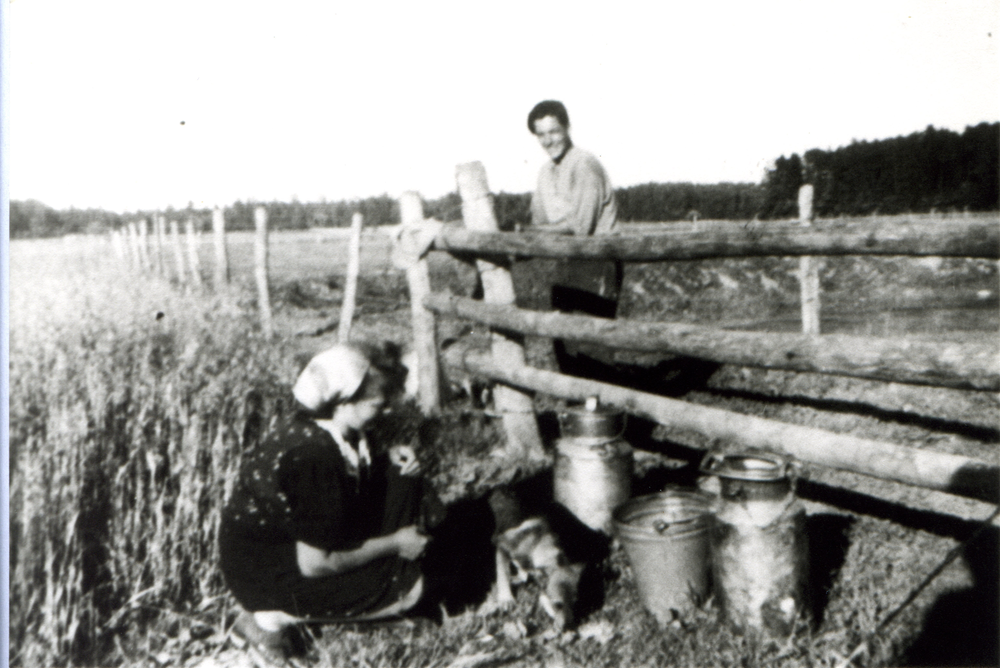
<box><xmin>389</xmin><ymin>444</ymin><xmax>421</xmax><ymax>476</ymax></box>
<box><xmin>394</xmin><ymin>525</ymin><xmax>429</xmax><ymax>560</ymax></box>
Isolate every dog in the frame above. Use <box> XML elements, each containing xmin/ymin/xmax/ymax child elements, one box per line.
<box><xmin>484</xmin><ymin>487</ymin><xmax>585</xmax><ymax>630</ymax></box>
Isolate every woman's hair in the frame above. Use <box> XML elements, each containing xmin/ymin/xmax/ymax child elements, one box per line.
<box><xmin>527</xmin><ymin>100</ymin><xmax>569</xmax><ymax>134</ymax></box>
<box><xmin>350</xmin><ymin>341</ymin><xmax>407</xmax><ymax>404</ymax></box>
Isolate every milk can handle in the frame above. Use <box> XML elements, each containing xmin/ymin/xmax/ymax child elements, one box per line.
<box><xmin>786</xmin><ymin>460</ymin><xmax>806</xmax><ymax>492</ymax></box>
<box><xmin>654</xmin><ymin>516</ymin><xmax>697</xmax><ymax>534</ymax></box>
<box><xmin>699</xmin><ymin>452</ymin><xmax>723</xmax><ymax>476</ymax></box>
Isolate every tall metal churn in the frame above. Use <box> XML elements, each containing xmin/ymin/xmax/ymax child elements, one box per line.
<box><xmin>703</xmin><ymin>452</ymin><xmax>810</xmax><ymax>636</ymax></box>
<box><xmin>554</xmin><ymin>397</ymin><xmax>632</xmax><ymax>534</ymax></box>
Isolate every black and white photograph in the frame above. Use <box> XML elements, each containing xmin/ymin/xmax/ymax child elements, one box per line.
<box><xmin>5</xmin><ymin>1</ymin><xmax>999</xmax><ymax>666</ymax></box>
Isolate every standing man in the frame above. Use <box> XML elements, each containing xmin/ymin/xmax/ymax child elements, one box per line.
<box><xmin>525</xmin><ymin>100</ymin><xmax>622</xmax><ymax>370</ymax></box>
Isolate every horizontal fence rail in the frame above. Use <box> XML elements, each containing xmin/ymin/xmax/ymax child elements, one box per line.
<box><xmin>430</xmin><ymin>218</ymin><xmax>1000</xmax><ymax>261</ymax></box>
<box><xmin>397</xmin><ymin>165</ymin><xmax>998</xmax><ymax>509</ymax></box>
<box><xmin>424</xmin><ymin>293</ymin><xmax>1000</xmax><ymax>392</ymax></box>
<box><xmin>443</xmin><ymin>345</ymin><xmax>999</xmax><ymax>504</ymax></box>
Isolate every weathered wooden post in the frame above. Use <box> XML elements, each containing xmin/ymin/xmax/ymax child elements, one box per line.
<box><xmin>798</xmin><ymin>185</ymin><xmax>820</xmax><ymax>335</ymax></box>
<box><xmin>185</xmin><ymin>219</ymin><xmax>203</xmax><ymax>289</ymax></box>
<box><xmin>136</xmin><ymin>218</ymin><xmax>151</xmax><ymax>273</ymax></box>
<box><xmin>338</xmin><ymin>212</ymin><xmax>364</xmax><ymax>344</ymax></box>
<box><xmin>170</xmin><ymin>220</ymin><xmax>188</xmax><ymax>284</ymax></box>
<box><xmin>399</xmin><ymin>194</ymin><xmax>441</xmax><ymax>414</ymax></box>
<box><xmin>126</xmin><ymin>222</ymin><xmax>140</xmax><ymax>270</ymax></box>
<box><xmin>254</xmin><ymin>206</ymin><xmax>274</xmax><ymax>339</ymax></box>
<box><xmin>456</xmin><ymin>161</ymin><xmax>545</xmax><ymax>461</ymax></box>
<box><xmin>153</xmin><ymin>214</ymin><xmax>167</xmax><ymax>276</ymax></box>
<box><xmin>110</xmin><ymin>229</ymin><xmax>127</xmax><ymax>266</ymax></box>
<box><xmin>212</xmin><ymin>206</ymin><xmax>229</xmax><ymax>291</ymax></box>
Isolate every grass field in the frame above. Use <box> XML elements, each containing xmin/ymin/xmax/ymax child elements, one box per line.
<box><xmin>8</xmin><ymin>221</ymin><xmax>999</xmax><ymax>668</ymax></box>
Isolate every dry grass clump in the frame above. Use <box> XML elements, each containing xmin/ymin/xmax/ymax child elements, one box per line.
<box><xmin>9</xmin><ymin>239</ymin><xmax>298</xmax><ymax>666</ymax></box>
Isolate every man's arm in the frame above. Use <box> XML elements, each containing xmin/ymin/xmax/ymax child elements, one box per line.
<box><xmin>565</xmin><ymin>156</ymin><xmax>610</xmax><ymax>236</ymax></box>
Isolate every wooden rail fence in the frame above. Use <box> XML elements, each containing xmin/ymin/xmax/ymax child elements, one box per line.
<box><xmin>398</xmin><ymin>162</ymin><xmax>1000</xmax><ymax>504</ymax></box>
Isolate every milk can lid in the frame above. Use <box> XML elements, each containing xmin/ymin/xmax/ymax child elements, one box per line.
<box><xmin>705</xmin><ymin>453</ymin><xmax>789</xmax><ymax>482</ymax></box>
<box><xmin>558</xmin><ymin>396</ymin><xmax>626</xmax><ymax>437</ymax></box>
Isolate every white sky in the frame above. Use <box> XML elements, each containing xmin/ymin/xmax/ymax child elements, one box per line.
<box><xmin>9</xmin><ymin>0</ymin><xmax>999</xmax><ymax>213</ymax></box>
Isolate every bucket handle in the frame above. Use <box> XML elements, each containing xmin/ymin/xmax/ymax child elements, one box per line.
<box><xmin>653</xmin><ymin>516</ymin><xmax>698</xmax><ymax>534</ymax></box>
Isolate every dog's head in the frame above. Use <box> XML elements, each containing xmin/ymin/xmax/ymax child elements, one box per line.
<box><xmin>497</xmin><ymin>518</ymin><xmax>585</xmax><ymax>630</ymax></box>
<box><xmin>536</xmin><ymin>557</ymin><xmax>584</xmax><ymax>630</ymax></box>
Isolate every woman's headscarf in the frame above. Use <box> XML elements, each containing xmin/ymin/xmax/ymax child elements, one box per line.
<box><xmin>292</xmin><ymin>344</ymin><xmax>372</xmax><ymax>413</ymax></box>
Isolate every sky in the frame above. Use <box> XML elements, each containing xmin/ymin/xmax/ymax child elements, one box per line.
<box><xmin>9</xmin><ymin>0</ymin><xmax>999</xmax><ymax>213</ymax></box>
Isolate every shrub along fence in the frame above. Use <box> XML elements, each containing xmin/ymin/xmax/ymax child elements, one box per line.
<box><xmin>396</xmin><ymin>162</ymin><xmax>1000</xmax><ymax>505</ymax></box>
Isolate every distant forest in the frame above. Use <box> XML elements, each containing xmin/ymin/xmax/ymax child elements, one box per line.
<box><xmin>10</xmin><ymin>122</ymin><xmax>998</xmax><ymax>238</ymax></box>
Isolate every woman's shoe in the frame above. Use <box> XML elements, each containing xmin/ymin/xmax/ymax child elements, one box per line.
<box><xmin>231</xmin><ymin>610</ymin><xmax>292</xmax><ymax>667</ymax></box>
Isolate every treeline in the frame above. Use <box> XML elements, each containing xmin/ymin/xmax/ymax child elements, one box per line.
<box><xmin>761</xmin><ymin>122</ymin><xmax>999</xmax><ymax>218</ymax></box>
<box><xmin>10</xmin><ymin>122</ymin><xmax>998</xmax><ymax>238</ymax></box>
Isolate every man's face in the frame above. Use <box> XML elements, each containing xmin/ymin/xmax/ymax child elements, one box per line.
<box><xmin>533</xmin><ymin>115</ymin><xmax>570</xmax><ymax>162</ymax></box>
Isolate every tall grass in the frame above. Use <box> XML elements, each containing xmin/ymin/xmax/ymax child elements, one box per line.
<box><xmin>9</xmin><ymin>239</ymin><xmax>297</xmax><ymax>666</ymax></box>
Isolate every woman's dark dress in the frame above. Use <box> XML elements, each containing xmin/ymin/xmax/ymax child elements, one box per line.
<box><xmin>219</xmin><ymin>412</ymin><xmax>424</xmax><ymax>618</ymax></box>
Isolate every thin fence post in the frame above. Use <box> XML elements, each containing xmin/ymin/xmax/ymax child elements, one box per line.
<box><xmin>110</xmin><ymin>229</ymin><xmax>127</xmax><ymax>266</ymax></box>
<box><xmin>798</xmin><ymin>184</ymin><xmax>820</xmax><ymax>335</ymax></box>
<box><xmin>212</xmin><ymin>206</ymin><xmax>229</xmax><ymax>291</ymax></box>
<box><xmin>154</xmin><ymin>214</ymin><xmax>167</xmax><ymax>276</ymax></box>
<box><xmin>254</xmin><ymin>206</ymin><xmax>274</xmax><ymax>339</ymax></box>
<box><xmin>338</xmin><ymin>212</ymin><xmax>364</xmax><ymax>344</ymax></box>
<box><xmin>455</xmin><ymin>161</ymin><xmax>544</xmax><ymax>460</ymax></box>
<box><xmin>170</xmin><ymin>220</ymin><xmax>187</xmax><ymax>285</ymax></box>
<box><xmin>399</xmin><ymin>194</ymin><xmax>441</xmax><ymax>414</ymax></box>
<box><xmin>185</xmin><ymin>219</ymin><xmax>203</xmax><ymax>289</ymax></box>
<box><xmin>137</xmin><ymin>218</ymin><xmax>151</xmax><ymax>273</ymax></box>
<box><xmin>126</xmin><ymin>222</ymin><xmax>140</xmax><ymax>270</ymax></box>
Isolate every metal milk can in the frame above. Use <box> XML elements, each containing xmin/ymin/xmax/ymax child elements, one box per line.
<box><xmin>554</xmin><ymin>397</ymin><xmax>633</xmax><ymax>534</ymax></box>
<box><xmin>702</xmin><ymin>452</ymin><xmax>810</xmax><ymax>637</ymax></box>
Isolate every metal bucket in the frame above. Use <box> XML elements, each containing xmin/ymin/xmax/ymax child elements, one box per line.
<box><xmin>554</xmin><ymin>398</ymin><xmax>632</xmax><ymax>534</ymax></box>
<box><xmin>613</xmin><ymin>490</ymin><xmax>713</xmax><ymax>624</ymax></box>
<box><xmin>704</xmin><ymin>452</ymin><xmax>810</xmax><ymax>636</ymax></box>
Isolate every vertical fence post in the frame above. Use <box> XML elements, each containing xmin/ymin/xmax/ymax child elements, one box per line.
<box><xmin>254</xmin><ymin>206</ymin><xmax>274</xmax><ymax>339</ymax></box>
<box><xmin>185</xmin><ymin>219</ymin><xmax>203</xmax><ymax>289</ymax></box>
<box><xmin>110</xmin><ymin>229</ymin><xmax>127</xmax><ymax>266</ymax></box>
<box><xmin>212</xmin><ymin>206</ymin><xmax>229</xmax><ymax>291</ymax></box>
<box><xmin>399</xmin><ymin>194</ymin><xmax>441</xmax><ymax>414</ymax></box>
<box><xmin>338</xmin><ymin>212</ymin><xmax>364</xmax><ymax>344</ymax></box>
<box><xmin>137</xmin><ymin>218</ymin><xmax>151</xmax><ymax>273</ymax></box>
<box><xmin>456</xmin><ymin>162</ymin><xmax>544</xmax><ymax>460</ymax></box>
<box><xmin>170</xmin><ymin>220</ymin><xmax>187</xmax><ymax>285</ymax></box>
<box><xmin>798</xmin><ymin>184</ymin><xmax>820</xmax><ymax>335</ymax></box>
<box><xmin>127</xmin><ymin>222</ymin><xmax>140</xmax><ymax>270</ymax></box>
<box><xmin>153</xmin><ymin>214</ymin><xmax>167</xmax><ymax>277</ymax></box>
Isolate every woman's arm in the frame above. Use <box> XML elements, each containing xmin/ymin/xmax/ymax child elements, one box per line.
<box><xmin>296</xmin><ymin>525</ymin><xmax>428</xmax><ymax>577</ymax></box>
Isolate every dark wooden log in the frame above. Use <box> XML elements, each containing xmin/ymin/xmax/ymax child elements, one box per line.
<box><xmin>430</xmin><ymin>218</ymin><xmax>1000</xmax><ymax>261</ymax></box>
<box><xmin>424</xmin><ymin>293</ymin><xmax>1000</xmax><ymax>391</ymax></box>
<box><xmin>442</xmin><ymin>346</ymin><xmax>999</xmax><ymax>503</ymax></box>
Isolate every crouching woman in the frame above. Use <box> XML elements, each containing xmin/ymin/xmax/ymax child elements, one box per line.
<box><xmin>219</xmin><ymin>342</ymin><xmax>439</xmax><ymax>660</ymax></box>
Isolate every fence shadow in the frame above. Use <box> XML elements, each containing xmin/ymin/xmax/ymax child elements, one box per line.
<box><xmin>903</xmin><ymin>526</ymin><xmax>999</xmax><ymax>667</ymax></box>
<box><xmin>805</xmin><ymin>513</ymin><xmax>855</xmax><ymax>626</ymax></box>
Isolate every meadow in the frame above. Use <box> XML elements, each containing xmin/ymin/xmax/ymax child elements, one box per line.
<box><xmin>8</xmin><ymin>223</ymin><xmax>999</xmax><ymax>667</ymax></box>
